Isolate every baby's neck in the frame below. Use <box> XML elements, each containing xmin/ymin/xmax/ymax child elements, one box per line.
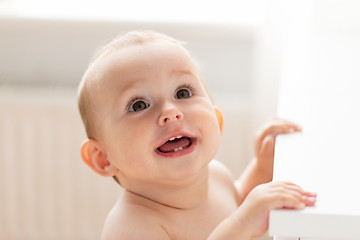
<box><xmin>122</xmin><ymin>167</ymin><xmax>210</xmax><ymax>209</ymax></box>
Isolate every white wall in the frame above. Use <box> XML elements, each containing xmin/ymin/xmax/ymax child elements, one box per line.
<box><xmin>0</xmin><ymin>17</ymin><xmax>281</xmax><ymax>171</ymax></box>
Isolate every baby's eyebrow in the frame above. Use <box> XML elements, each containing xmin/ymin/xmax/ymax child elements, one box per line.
<box><xmin>172</xmin><ymin>69</ymin><xmax>196</xmax><ymax>77</ymax></box>
<box><xmin>119</xmin><ymin>78</ymin><xmax>144</xmax><ymax>93</ymax></box>
<box><xmin>111</xmin><ymin>78</ymin><xmax>143</xmax><ymax>110</ymax></box>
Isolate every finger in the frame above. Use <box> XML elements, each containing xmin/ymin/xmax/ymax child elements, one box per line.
<box><xmin>272</xmin><ymin>181</ymin><xmax>303</xmax><ymax>190</ymax></box>
<box><xmin>270</xmin><ymin>117</ymin><xmax>302</xmax><ymax>130</ymax></box>
<box><xmin>258</xmin><ymin>135</ymin><xmax>276</xmax><ymax>156</ymax></box>
<box><xmin>260</xmin><ymin>121</ymin><xmax>301</xmax><ymax>137</ymax></box>
<box><xmin>280</xmin><ymin>183</ymin><xmax>317</xmax><ymax>207</ymax></box>
<box><xmin>255</xmin><ymin>120</ymin><xmax>302</xmax><ymax>148</ymax></box>
<box><xmin>281</xmin><ymin>183</ymin><xmax>317</xmax><ymax>199</ymax></box>
<box><xmin>302</xmin><ymin>195</ymin><xmax>317</xmax><ymax>206</ymax></box>
<box><xmin>270</xmin><ymin>181</ymin><xmax>317</xmax><ymax>207</ymax></box>
<box><xmin>272</xmin><ymin>192</ymin><xmax>306</xmax><ymax>210</ymax></box>
<box><xmin>277</xmin><ymin>182</ymin><xmax>314</xmax><ymax>203</ymax></box>
<box><xmin>268</xmin><ymin>182</ymin><xmax>304</xmax><ymax>207</ymax></box>
<box><xmin>303</xmin><ymin>191</ymin><xmax>317</xmax><ymax>197</ymax></box>
<box><xmin>280</xmin><ymin>185</ymin><xmax>304</xmax><ymax>203</ymax></box>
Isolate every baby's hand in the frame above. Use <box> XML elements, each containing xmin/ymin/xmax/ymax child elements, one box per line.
<box><xmin>254</xmin><ymin>117</ymin><xmax>301</xmax><ymax>170</ymax></box>
<box><xmin>235</xmin><ymin>181</ymin><xmax>316</xmax><ymax>238</ymax></box>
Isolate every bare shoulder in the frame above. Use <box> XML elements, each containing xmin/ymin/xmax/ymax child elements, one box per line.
<box><xmin>101</xmin><ymin>195</ymin><xmax>170</xmax><ymax>240</ymax></box>
<box><xmin>209</xmin><ymin>159</ymin><xmax>236</xmax><ymax>190</ymax></box>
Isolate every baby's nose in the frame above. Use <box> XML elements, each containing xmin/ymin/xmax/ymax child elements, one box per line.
<box><xmin>158</xmin><ymin>105</ymin><xmax>184</xmax><ymax>126</ymax></box>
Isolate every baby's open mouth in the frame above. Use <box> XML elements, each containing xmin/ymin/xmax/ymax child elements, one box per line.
<box><xmin>157</xmin><ymin>135</ymin><xmax>193</xmax><ymax>153</ymax></box>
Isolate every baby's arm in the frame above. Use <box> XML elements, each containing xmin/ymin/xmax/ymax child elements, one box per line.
<box><xmin>208</xmin><ymin>181</ymin><xmax>316</xmax><ymax>239</ymax></box>
<box><xmin>236</xmin><ymin>118</ymin><xmax>301</xmax><ymax>203</ymax></box>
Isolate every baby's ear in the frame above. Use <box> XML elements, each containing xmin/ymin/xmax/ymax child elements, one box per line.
<box><xmin>80</xmin><ymin>139</ymin><xmax>118</xmax><ymax>177</ymax></box>
<box><xmin>214</xmin><ymin>106</ymin><xmax>223</xmax><ymax>134</ymax></box>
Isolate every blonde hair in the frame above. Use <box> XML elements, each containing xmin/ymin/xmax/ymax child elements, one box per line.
<box><xmin>77</xmin><ymin>31</ymin><xmax>186</xmax><ymax>139</ymax></box>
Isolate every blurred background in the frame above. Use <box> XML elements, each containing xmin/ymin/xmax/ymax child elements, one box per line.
<box><xmin>1</xmin><ymin>0</ymin><xmax>358</xmax><ymax>239</ymax></box>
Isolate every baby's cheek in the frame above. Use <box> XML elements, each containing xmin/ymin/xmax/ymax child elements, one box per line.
<box><xmin>206</xmin><ymin>118</ymin><xmax>222</xmax><ymax>154</ymax></box>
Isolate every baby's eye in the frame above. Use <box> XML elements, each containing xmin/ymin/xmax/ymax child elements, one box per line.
<box><xmin>175</xmin><ymin>88</ymin><xmax>192</xmax><ymax>99</ymax></box>
<box><xmin>129</xmin><ymin>100</ymin><xmax>149</xmax><ymax>112</ymax></box>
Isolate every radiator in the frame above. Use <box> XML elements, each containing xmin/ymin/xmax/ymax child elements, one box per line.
<box><xmin>0</xmin><ymin>88</ymin><xmax>120</xmax><ymax>240</ymax></box>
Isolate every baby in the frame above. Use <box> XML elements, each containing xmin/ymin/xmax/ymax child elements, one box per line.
<box><xmin>78</xmin><ymin>31</ymin><xmax>316</xmax><ymax>239</ymax></box>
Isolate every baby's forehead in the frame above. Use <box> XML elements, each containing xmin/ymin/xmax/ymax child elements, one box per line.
<box><xmin>85</xmin><ymin>41</ymin><xmax>208</xmax><ymax>104</ymax></box>
<box><xmin>103</xmin><ymin>41</ymin><xmax>194</xmax><ymax>66</ymax></box>
<box><xmin>93</xmin><ymin>41</ymin><xmax>199</xmax><ymax>80</ymax></box>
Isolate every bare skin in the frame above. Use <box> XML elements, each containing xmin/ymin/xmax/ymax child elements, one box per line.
<box><xmin>79</xmin><ymin>37</ymin><xmax>316</xmax><ymax>240</ymax></box>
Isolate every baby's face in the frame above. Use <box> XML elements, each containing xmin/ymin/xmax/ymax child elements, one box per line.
<box><xmin>91</xmin><ymin>41</ymin><xmax>222</xmax><ymax>186</ymax></box>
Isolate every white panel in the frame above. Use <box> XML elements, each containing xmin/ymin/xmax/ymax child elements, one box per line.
<box><xmin>270</xmin><ymin>0</ymin><xmax>360</xmax><ymax>239</ymax></box>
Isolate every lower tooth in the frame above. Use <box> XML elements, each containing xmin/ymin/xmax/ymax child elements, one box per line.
<box><xmin>174</xmin><ymin>147</ymin><xmax>183</xmax><ymax>152</ymax></box>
